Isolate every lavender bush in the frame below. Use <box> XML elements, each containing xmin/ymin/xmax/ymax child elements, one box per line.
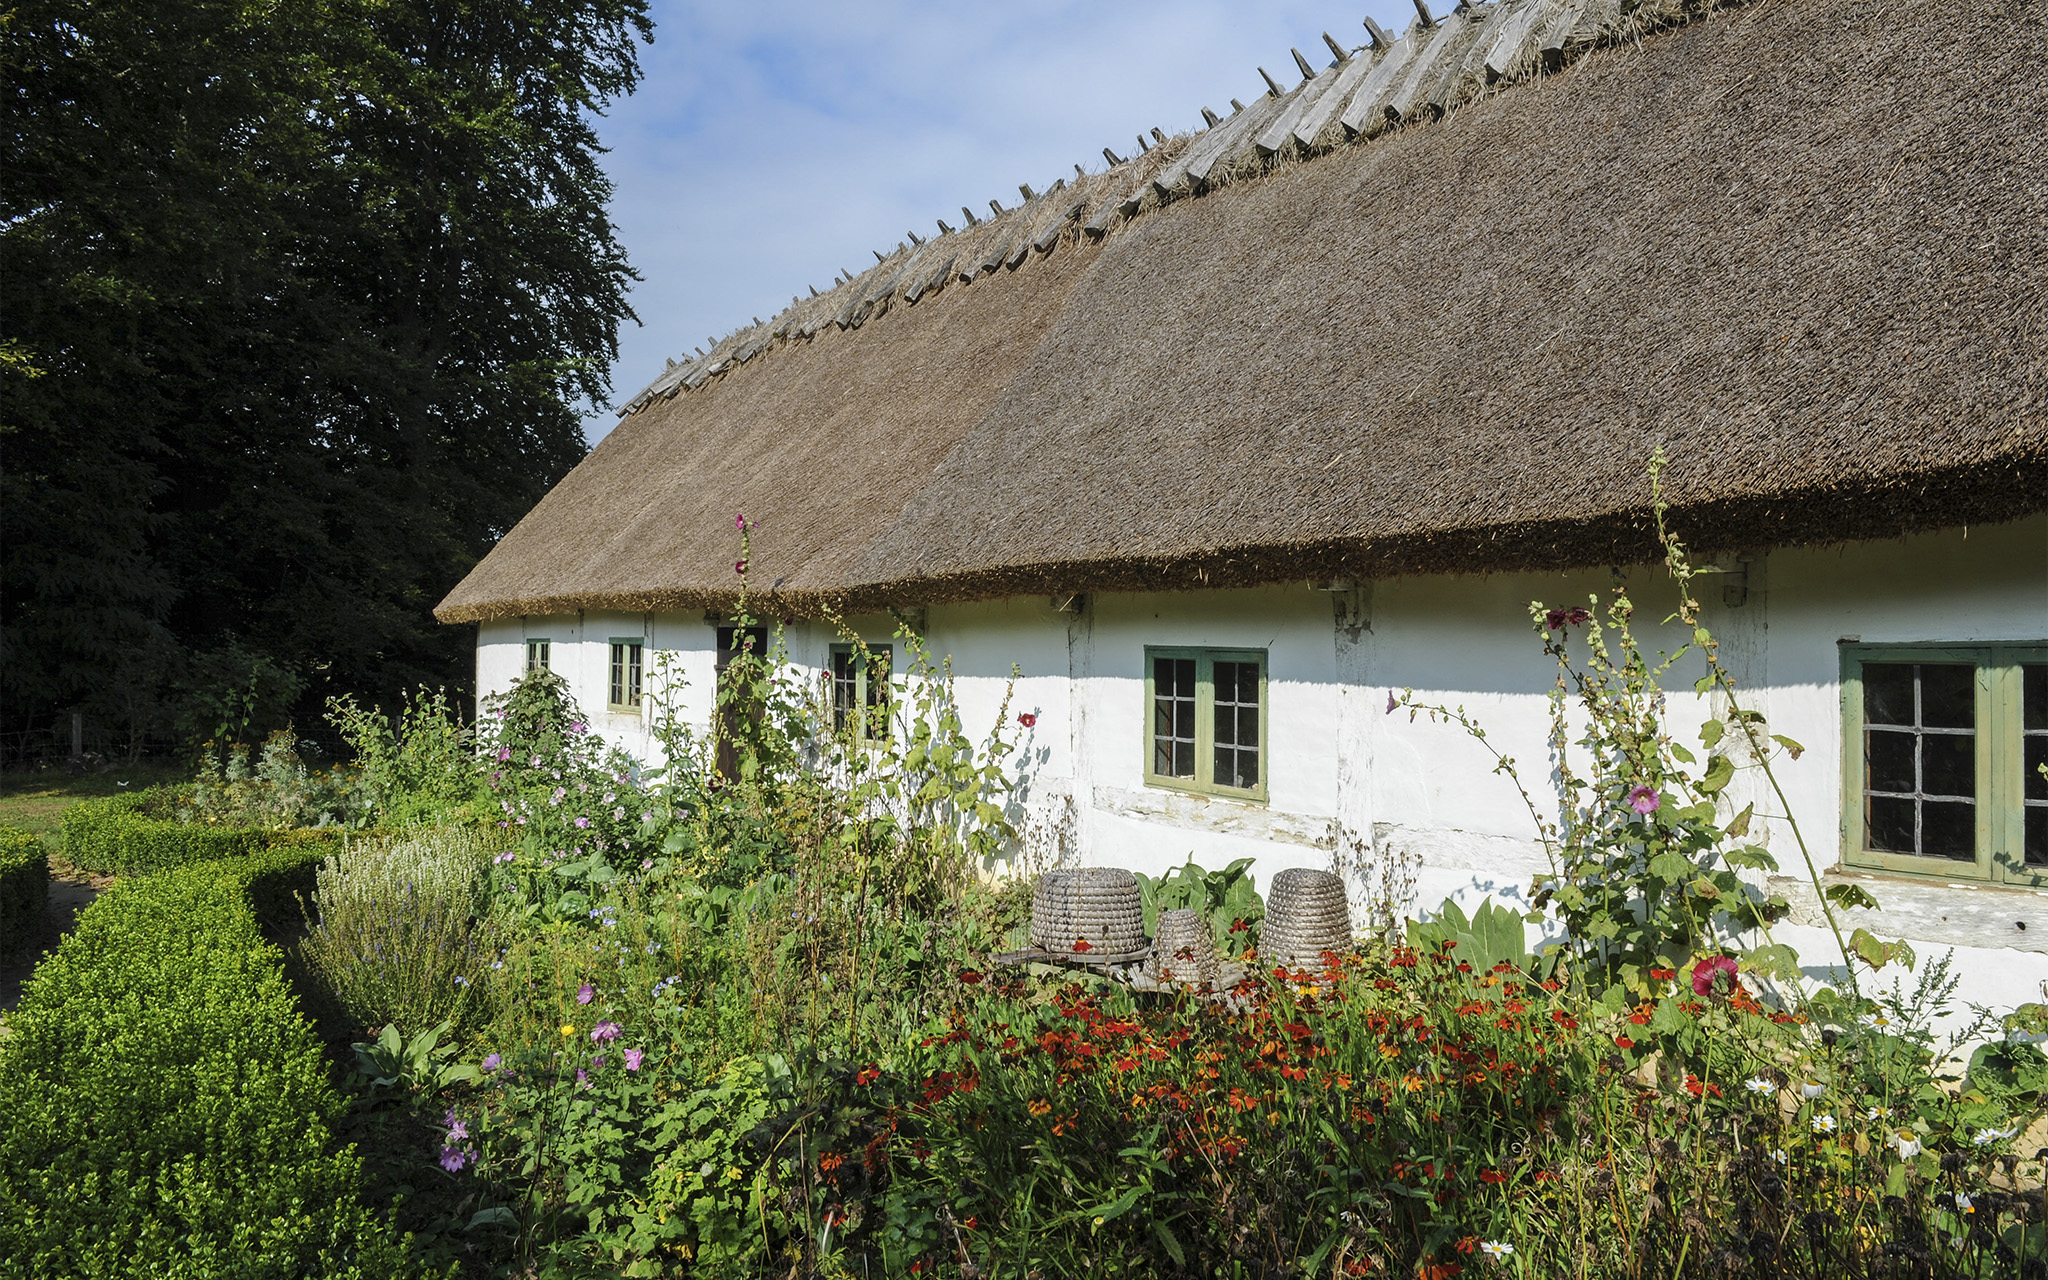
<box><xmin>300</xmin><ymin>824</ymin><xmax>501</xmax><ymax>1035</ymax></box>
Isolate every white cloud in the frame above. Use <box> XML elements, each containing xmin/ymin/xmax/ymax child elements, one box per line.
<box><xmin>588</xmin><ymin>0</ymin><xmax>1417</xmax><ymax>442</ymax></box>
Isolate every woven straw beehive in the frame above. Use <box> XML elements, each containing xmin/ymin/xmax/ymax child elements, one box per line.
<box><xmin>1030</xmin><ymin>867</ymin><xmax>1146</xmax><ymax>954</ymax></box>
<box><xmin>1144</xmin><ymin>908</ymin><xmax>1220</xmax><ymax>985</ymax></box>
<box><xmin>1260</xmin><ymin>867</ymin><xmax>1350</xmax><ymax>968</ymax></box>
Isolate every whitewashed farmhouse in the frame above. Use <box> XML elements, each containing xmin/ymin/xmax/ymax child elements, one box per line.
<box><xmin>440</xmin><ymin>0</ymin><xmax>2047</xmax><ymax>1006</ymax></box>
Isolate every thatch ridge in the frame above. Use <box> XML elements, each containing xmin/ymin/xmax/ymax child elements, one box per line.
<box><xmin>436</xmin><ymin>0</ymin><xmax>2046</xmax><ymax>625</ymax></box>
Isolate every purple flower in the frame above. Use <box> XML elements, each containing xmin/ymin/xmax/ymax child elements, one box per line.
<box><xmin>1016</xmin><ymin>712</ymin><xmax>1037</xmax><ymax>728</ymax></box>
<box><xmin>1385</xmin><ymin>690</ymin><xmax>1398</xmax><ymax>715</ymax></box>
<box><xmin>496</xmin><ymin>746</ymin><xmax>512</xmax><ymax>762</ymax></box>
<box><xmin>494</xmin><ymin>850</ymin><xmax>515</xmax><ymax>864</ymax></box>
<box><xmin>591</xmin><ymin>1055</ymin><xmax>605</xmax><ymax>1070</ymax></box>
<box><xmin>592</xmin><ymin>1020</ymin><xmax>622</xmax><ymax>1044</ymax></box>
<box><xmin>1627</xmin><ymin>785</ymin><xmax>1661</xmax><ymax>816</ymax></box>
<box><xmin>569</xmin><ymin>720</ymin><xmax>586</xmax><ymax>735</ymax></box>
<box><xmin>735</xmin><ymin>512</ymin><xmax>747</xmax><ymax>530</ymax></box>
<box><xmin>481</xmin><ymin>1053</ymin><xmax>501</xmax><ymax>1072</ymax></box>
<box><xmin>574</xmin><ymin>815</ymin><xmax>591</xmax><ymax>829</ymax></box>
<box><xmin>577</xmin><ymin>983</ymin><xmax>595</xmax><ymax>1005</ymax></box>
<box><xmin>624</xmin><ymin>1047</ymin><xmax>644</xmax><ymax>1072</ymax></box>
<box><xmin>438</xmin><ymin>1146</ymin><xmax>469</xmax><ymax>1173</ymax></box>
<box><xmin>575</xmin><ymin>1069</ymin><xmax>589</xmax><ymax>1088</ymax></box>
<box><xmin>734</xmin><ymin>559</ymin><xmax>748</xmax><ymax>575</ymax></box>
<box><xmin>444</xmin><ymin>1109</ymin><xmax>470</xmax><ymax>1142</ymax></box>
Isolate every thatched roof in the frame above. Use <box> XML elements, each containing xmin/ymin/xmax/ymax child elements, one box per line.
<box><xmin>437</xmin><ymin>0</ymin><xmax>2047</xmax><ymax>625</ymax></box>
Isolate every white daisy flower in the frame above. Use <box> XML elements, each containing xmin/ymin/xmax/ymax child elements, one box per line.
<box><xmin>1744</xmin><ymin>1076</ymin><xmax>1776</xmax><ymax>1096</ymax></box>
<box><xmin>1954</xmin><ymin>1193</ymin><xmax>1975</xmax><ymax>1214</ymax></box>
<box><xmin>1866</xmin><ymin>1105</ymin><xmax>1891</xmax><ymax>1121</ymax></box>
<box><xmin>1799</xmin><ymin>1078</ymin><xmax>1827</xmax><ymax>1099</ymax></box>
<box><xmin>1972</xmin><ymin>1126</ymin><xmax>2017</xmax><ymax>1147</ymax></box>
<box><xmin>1812</xmin><ymin>1114</ymin><xmax>1837</xmax><ymax>1133</ymax></box>
<box><xmin>1891</xmin><ymin>1130</ymin><xmax>1922</xmax><ymax>1159</ymax></box>
<box><xmin>1479</xmin><ymin>1241</ymin><xmax>1514</xmax><ymax>1260</ymax></box>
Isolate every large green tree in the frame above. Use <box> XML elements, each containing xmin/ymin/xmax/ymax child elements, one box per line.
<box><xmin>1</xmin><ymin>0</ymin><xmax>649</xmax><ymax>760</ymax></box>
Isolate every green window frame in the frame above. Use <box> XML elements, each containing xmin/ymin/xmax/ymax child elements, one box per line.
<box><xmin>608</xmin><ymin>639</ymin><xmax>644</xmax><ymax>710</ymax></box>
<box><xmin>829</xmin><ymin>643</ymin><xmax>893</xmax><ymax>742</ymax></box>
<box><xmin>1840</xmin><ymin>643</ymin><xmax>2048</xmax><ymax>886</ymax></box>
<box><xmin>1143</xmin><ymin>646</ymin><xmax>1268</xmax><ymax>802</ymax></box>
<box><xmin>524</xmin><ymin>638</ymin><xmax>551</xmax><ymax>673</ymax></box>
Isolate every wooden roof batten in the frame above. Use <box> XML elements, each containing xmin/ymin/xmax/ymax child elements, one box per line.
<box><xmin>616</xmin><ymin>0</ymin><xmax>1726</xmax><ymax>419</ymax></box>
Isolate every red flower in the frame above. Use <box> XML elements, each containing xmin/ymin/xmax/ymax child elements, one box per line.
<box><xmin>1478</xmin><ymin>1169</ymin><xmax>1509</xmax><ymax>1185</ymax></box>
<box><xmin>1070</xmin><ymin>938</ymin><xmax>1093</xmax><ymax>953</ymax></box>
<box><xmin>1017</xmin><ymin>712</ymin><xmax>1038</xmax><ymax>728</ymax></box>
<box><xmin>855</xmin><ymin>1065</ymin><xmax>881</xmax><ymax>1086</ymax></box>
<box><xmin>1693</xmin><ymin>954</ymin><xmax>1739</xmax><ymax>998</ymax></box>
<box><xmin>958</xmin><ymin>969</ymin><xmax>983</xmax><ymax>984</ymax></box>
<box><xmin>734</xmin><ymin>559</ymin><xmax>748</xmax><ymax>575</ymax></box>
<box><xmin>1614</xmin><ymin>1035</ymin><xmax>1636</xmax><ymax>1049</ymax></box>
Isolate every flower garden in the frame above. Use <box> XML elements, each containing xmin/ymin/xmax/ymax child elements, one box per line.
<box><xmin>3</xmin><ymin>508</ymin><xmax>2047</xmax><ymax>1279</ymax></box>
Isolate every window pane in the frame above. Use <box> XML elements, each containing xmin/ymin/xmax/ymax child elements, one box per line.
<box><xmin>1866</xmin><ymin>796</ymin><xmax>1915</xmax><ymax>854</ymax></box>
<box><xmin>628</xmin><ymin>644</ymin><xmax>642</xmax><ymax>706</ymax></box>
<box><xmin>1921</xmin><ymin>801</ymin><xmax>1975</xmax><ymax>860</ymax></box>
<box><xmin>1213</xmin><ymin>659</ymin><xmax>1260</xmax><ymax>789</ymax></box>
<box><xmin>1921</xmin><ymin>733</ymin><xmax>1974</xmax><ymax>798</ymax></box>
<box><xmin>832</xmin><ymin>651</ymin><xmax>857</xmax><ymax>732</ymax></box>
<box><xmin>1153</xmin><ymin>657</ymin><xmax>1195</xmax><ymax>778</ymax></box>
<box><xmin>1920</xmin><ymin>664</ymin><xmax>1974</xmax><ymax>729</ymax></box>
<box><xmin>2026</xmin><ymin>665</ymin><xmax>2047</xmax><ymax>731</ymax></box>
<box><xmin>609</xmin><ymin>644</ymin><xmax>624</xmax><ymax>705</ymax></box>
<box><xmin>2029</xmin><ymin>808</ymin><xmax>2048</xmax><ymax>867</ymax></box>
<box><xmin>2029</xmin><ymin>735</ymin><xmax>2048</xmax><ymax>804</ymax></box>
<box><xmin>1863</xmin><ymin>663</ymin><xmax>1914</xmax><ymax>725</ymax></box>
<box><xmin>1865</xmin><ymin>729</ymin><xmax>1915</xmax><ymax>794</ymax></box>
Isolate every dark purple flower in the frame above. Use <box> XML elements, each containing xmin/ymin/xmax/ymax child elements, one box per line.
<box><xmin>1016</xmin><ymin>712</ymin><xmax>1037</xmax><ymax>728</ymax></box>
<box><xmin>1567</xmin><ymin>607</ymin><xmax>1591</xmax><ymax>626</ymax></box>
<box><xmin>592</xmin><ymin>1020</ymin><xmax>622</xmax><ymax>1044</ymax></box>
<box><xmin>1627</xmin><ymin>785</ymin><xmax>1661</xmax><ymax>816</ymax></box>
<box><xmin>1385</xmin><ymin>691</ymin><xmax>1398</xmax><ymax>715</ymax></box>
<box><xmin>734</xmin><ymin>558</ymin><xmax>748</xmax><ymax>575</ymax></box>
<box><xmin>1545</xmin><ymin>608</ymin><xmax>1570</xmax><ymax>630</ymax></box>
<box><xmin>577</xmin><ymin>983</ymin><xmax>595</xmax><ymax>1005</ymax></box>
<box><xmin>735</xmin><ymin>512</ymin><xmax>747</xmax><ymax>531</ymax></box>
<box><xmin>624</xmin><ymin>1047</ymin><xmax>645</xmax><ymax>1071</ymax></box>
<box><xmin>438</xmin><ymin>1146</ymin><xmax>469</xmax><ymax>1173</ymax></box>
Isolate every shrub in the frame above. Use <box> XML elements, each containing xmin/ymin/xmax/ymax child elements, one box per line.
<box><xmin>299</xmin><ymin>825</ymin><xmax>501</xmax><ymax>1037</ymax></box>
<box><xmin>328</xmin><ymin>688</ymin><xmax>481</xmax><ymax>828</ymax></box>
<box><xmin>0</xmin><ymin>825</ymin><xmax>48</xmax><ymax>954</ymax></box>
<box><xmin>59</xmin><ymin>787</ymin><xmax>342</xmax><ymax>877</ymax></box>
<box><xmin>186</xmin><ymin>728</ymin><xmax>357</xmax><ymax>829</ymax></box>
<box><xmin>0</xmin><ymin>855</ymin><xmax>432</xmax><ymax>1278</ymax></box>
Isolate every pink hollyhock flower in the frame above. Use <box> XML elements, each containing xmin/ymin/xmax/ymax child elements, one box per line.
<box><xmin>1694</xmin><ymin>954</ymin><xmax>1740</xmax><ymax>998</ymax></box>
<box><xmin>624</xmin><ymin>1047</ymin><xmax>644</xmax><ymax>1071</ymax></box>
<box><xmin>438</xmin><ymin>1146</ymin><xmax>469</xmax><ymax>1173</ymax></box>
<box><xmin>592</xmin><ymin>1020</ymin><xmax>622</xmax><ymax>1044</ymax></box>
<box><xmin>1017</xmin><ymin>712</ymin><xmax>1037</xmax><ymax>728</ymax></box>
<box><xmin>577</xmin><ymin>983</ymin><xmax>595</xmax><ymax>1005</ymax></box>
<box><xmin>1627</xmin><ymin>785</ymin><xmax>1661</xmax><ymax>815</ymax></box>
<box><xmin>495</xmin><ymin>746</ymin><xmax>511</xmax><ymax>762</ymax></box>
<box><xmin>736</xmin><ymin>513</ymin><xmax>747</xmax><ymax>530</ymax></box>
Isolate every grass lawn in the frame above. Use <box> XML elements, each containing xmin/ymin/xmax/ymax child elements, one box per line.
<box><xmin>0</xmin><ymin>761</ymin><xmax>187</xmax><ymax>843</ymax></box>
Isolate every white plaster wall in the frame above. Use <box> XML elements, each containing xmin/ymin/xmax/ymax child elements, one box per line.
<box><xmin>469</xmin><ymin>515</ymin><xmax>2047</xmax><ymax>1011</ymax></box>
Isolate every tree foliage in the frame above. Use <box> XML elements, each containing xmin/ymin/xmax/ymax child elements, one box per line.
<box><xmin>0</xmin><ymin>0</ymin><xmax>652</xmax><ymax>760</ymax></box>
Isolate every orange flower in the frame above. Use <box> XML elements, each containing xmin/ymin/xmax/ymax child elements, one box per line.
<box><xmin>1027</xmin><ymin>1099</ymin><xmax>1052</xmax><ymax>1116</ymax></box>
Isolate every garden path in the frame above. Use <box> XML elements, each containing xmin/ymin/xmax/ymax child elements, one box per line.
<box><xmin>0</xmin><ymin>873</ymin><xmax>104</xmax><ymax>1012</ymax></box>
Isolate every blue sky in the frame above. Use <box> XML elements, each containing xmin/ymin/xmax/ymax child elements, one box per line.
<box><xmin>585</xmin><ymin>0</ymin><xmax>1415</xmax><ymax>442</ymax></box>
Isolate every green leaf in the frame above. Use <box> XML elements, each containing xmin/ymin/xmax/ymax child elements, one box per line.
<box><xmin>1699</xmin><ymin>719</ymin><xmax>1725</xmax><ymax>749</ymax></box>
<box><xmin>1698</xmin><ymin>754</ymin><xmax>1736</xmax><ymax>796</ymax></box>
<box><xmin>1152</xmin><ymin>1219</ymin><xmax>1187</xmax><ymax>1266</ymax></box>
<box><xmin>1771</xmin><ymin>734</ymin><xmax>1806</xmax><ymax>760</ymax></box>
<box><xmin>1743</xmin><ymin>943</ymin><xmax>1803</xmax><ymax>982</ymax></box>
<box><xmin>1825</xmin><ymin>883</ymin><xmax>1882</xmax><ymax>912</ymax></box>
<box><xmin>1670</xmin><ymin>743</ymin><xmax>1697</xmax><ymax>765</ymax></box>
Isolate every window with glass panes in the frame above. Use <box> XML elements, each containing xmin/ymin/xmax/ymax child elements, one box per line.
<box><xmin>525</xmin><ymin>639</ymin><xmax>550</xmax><ymax>672</ymax></box>
<box><xmin>1144</xmin><ymin>648</ymin><xmax>1266</xmax><ymax>799</ymax></box>
<box><xmin>830</xmin><ymin>644</ymin><xmax>892</xmax><ymax>740</ymax></box>
<box><xmin>1841</xmin><ymin>645</ymin><xmax>2048</xmax><ymax>884</ymax></box>
<box><xmin>608</xmin><ymin>639</ymin><xmax>643</xmax><ymax>710</ymax></box>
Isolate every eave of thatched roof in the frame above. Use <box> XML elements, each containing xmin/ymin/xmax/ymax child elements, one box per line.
<box><xmin>436</xmin><ymin>0</ymin><xmax>2048</xmax><ymax>626</ymax></box>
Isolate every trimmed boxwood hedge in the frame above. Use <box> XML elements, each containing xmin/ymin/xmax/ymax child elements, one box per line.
<box><xmin>0</xmin><ymin>849</ymin><xmax>436</xmax><ymax>1279</ymax></box>
<box><xmin>60</xmin><ymin>787</ymin><xmax>343</xmax><ymax>877</ymax></box>
<box><xmin>0</xmin><ymin>825</ymin><xmax>48</xmax><ymax>954</ymax></box>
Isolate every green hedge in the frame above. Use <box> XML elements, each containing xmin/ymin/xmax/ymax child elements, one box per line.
<box><xmin>60</xmin><ymin>788</ymin><xmax>343</xmax><ymax>878</ymax></box>
<box><xmin>0</xmin><ymin>852</ymin><xmax>434</xmax><ymax>1279</ymax></box>
<box><xmin>0</xmin><ymin>826</ymin><xmax>48</xmax><ymax>954</ymax></box>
